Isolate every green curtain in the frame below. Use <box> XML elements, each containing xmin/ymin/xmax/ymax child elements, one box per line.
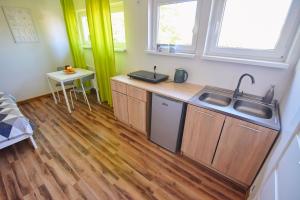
<box><xmin>86</xmin><ymin>0</ymin><xmax>116</xmax><ymax>106</ymax></box>
<box><xmin>60</xmin><ymin>0</ymin><xmax>86</xmax><ymax>68</ymax></box>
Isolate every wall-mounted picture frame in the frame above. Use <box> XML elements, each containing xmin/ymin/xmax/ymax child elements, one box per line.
<box><xmin>2</xmin><ymin>6</ymin><xmax>39</xmax><ymax>43</ymax></box>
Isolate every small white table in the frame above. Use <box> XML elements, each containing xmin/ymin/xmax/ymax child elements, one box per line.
<box><xmin>46</xmin><ymin>68</ymin><xmax>94</xmax><ymax>113</ymax></box>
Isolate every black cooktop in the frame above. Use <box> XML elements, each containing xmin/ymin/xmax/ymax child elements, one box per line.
<box><xmin>127</xmin><ymin>70</ymin><xmax>169</xmax><ymax>83</ymax></box>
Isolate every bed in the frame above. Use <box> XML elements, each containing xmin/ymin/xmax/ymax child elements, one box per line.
<box><xmin>0</xmin><ymin>92</ymin><xmax>37</xmax><ymax>150</ymax></box>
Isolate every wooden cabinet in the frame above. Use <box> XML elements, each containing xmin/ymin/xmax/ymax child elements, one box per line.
<box><xmin>127</xmin><ymin>86</ymin><xmax>149</xmax><ymax>135</ymax></box>
<box><xmin>127</xmin><ymin>85</ymin><xmax>147</xmax><ymax>101</ymax></box>
<box><xmin>111</xmin><ymin>80</ymin><xmax>127</xmax><ymax>94</ymax></box>
<box><xmin>127</xmin><ymin>96</ymin><xmax>148</xmax><ymax>134</ymax></box>
<box><xmin>212</xmin><ymin>117</ymin><xmax>277</xmax><ymax>185</ymax></box>
<box><xmin>111</xmin><ymin>80</ymin><xmax>149</xmax><ymax>135</ymax></box>
<box><xmin>111</xmin><ymin>80</ymin><xmax>129</xmax><ymax>124</ymax></box>
<box><xmin>112</xmin><ymin>91</ymin><xmax>128</xmax><ymax>124</ymax></box>
<box><xmin>181</xmin><ymin>105</ymin><xmax>225</xmax><ymax>165</ymax></box>
<box><xmin>182</xmin><ymin>105</ymin><xmax>277</xmax><ymax>187</ymax></box>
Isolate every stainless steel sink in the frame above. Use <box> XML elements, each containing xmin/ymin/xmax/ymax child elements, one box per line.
<box><xmin>199</xmin><ymin>92</ymin><xmax>232</xmax><ymax>107</ymax></box>
<box><xmin>189</xmin><ymin>86</ymin><xmax>281</xmax><ymax>131</ymax></box>
<box><xmin>233</xmin><ymin>100</ymin><xmax>273</xmax><ymax>119</ymax></box>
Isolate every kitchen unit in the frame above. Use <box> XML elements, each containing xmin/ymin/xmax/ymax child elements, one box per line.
<box><xmin>110</xmin><ymin>75</ymin><xmax>279</xmax><ymax>189</ymax></box>
<box><xmin>183</xmin><ymin>86</ymin><xmax>279</xmax><ymax>187</ymax></box>
<box><xmin>182</xmin><ymin>104</ymin><xmax>278</xmax><ymax>186</ymax></box>
<box><xmin>111</xmin><ymin>79</ymin><xmax>150</xmax><ymax>134</ymax></box>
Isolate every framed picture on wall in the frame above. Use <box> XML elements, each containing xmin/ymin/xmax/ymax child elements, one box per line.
<box><xmin>2</xmin><ymin>6</ymin><xmax>39</xmax><ymax>43</ymax></box>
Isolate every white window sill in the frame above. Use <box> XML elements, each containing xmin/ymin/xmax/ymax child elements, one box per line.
<box><xmin>145</xmin><ymin>50</ymin><xmax>195</xmax><ymax>58</ymax></box>
<box><xmin>202</xmin><ymin>54</ymin><xmax>289</xmax><ymax>69</ymax></box>
<box><xmin>82</xmin><ymin>45</ymin><xmax>127</xmax><ymax>53</ymax></box>
<box><xmin>115</xmin><ymin>49</ymin><xmax>127</xmax><ymax>53</ymax></box>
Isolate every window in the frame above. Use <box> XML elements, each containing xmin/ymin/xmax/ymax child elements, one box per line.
<box><xmin>77</xmin><ymin>11</ymin><xmax>90</xmax><ymax>47</ymax></box>
<box><xmin>149</xmin><ymin>0</ymin><xmax>200</xmax><ymax>54</ymax></box>
<box><xmin>77</xmin><ymin>0</ymin><xmax>126</xmax><ymax>51</ymax></box>
<box><xmin>204</xmin><ymin>0</ymin><xmax>300</xmax><ymax>67</ymax></box>
<box><xmin>110</xmin><ymin>1</ymin><xmax>126</xmax><ymax>50</ymax></box>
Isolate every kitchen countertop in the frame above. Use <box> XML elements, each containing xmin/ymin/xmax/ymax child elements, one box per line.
<box><xmin>111</xmin><ymin>75</ymin><xmax>204</xmax><ymax>102</ymax></box>
<box><xmin>112</xmin><ymin>75</ymin><xmax>280</xmax><ymax>130</ymax></box>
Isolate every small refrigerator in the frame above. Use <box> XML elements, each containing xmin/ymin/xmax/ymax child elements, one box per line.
<box><xmin>150</xmin><ymin>93</ymin><xmax>186</xmax><ymax>153</ymax></box>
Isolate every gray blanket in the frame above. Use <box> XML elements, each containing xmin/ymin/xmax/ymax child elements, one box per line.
<box><xmin>0</xmin><ymin>92</ymin><xmax>33</xmax><ymax>143</ymax></box>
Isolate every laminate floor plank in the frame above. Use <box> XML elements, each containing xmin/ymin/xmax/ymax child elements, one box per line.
<box><xmin>0</xmin><ymin>173</ymin><xmax>8</xmax><ymax>200</ymax></box>
<box><xmin>0</xmin><ymin>94</ymin><xmax>246</xmax><ymax>200</ymax></box>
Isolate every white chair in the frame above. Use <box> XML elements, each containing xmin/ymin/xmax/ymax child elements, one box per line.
<box><xmin>69</xmin><ymin>72</ymin><xmax>100</xmax><ymax>111</ymax></box>
<box><xmin>55</xmin><ymin>66</ymin><xmax>77</xmax><ymax>102</ymax></box>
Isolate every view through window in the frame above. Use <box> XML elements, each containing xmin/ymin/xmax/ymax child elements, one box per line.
<box><xmin>218</xmin><ymin>0</ymin><xmax>293</xmax><ymax>50</ymax></box>
<box><xmin>77</xmin><ymin>0</ymin><xmax>126</xmax><ymax>50</ymax></box>
<box><xmin>157</xmin><ymin>1</ymin><xmax>197</xmax><ymax>46</ymax></box>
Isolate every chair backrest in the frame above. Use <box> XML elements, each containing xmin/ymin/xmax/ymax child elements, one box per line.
<box><xmin>87</xmin><ymin>66</ymin><xmax>95</xmax><ymax>71</ymax></box>
<box><xmin>57</xmin><ymin>66</ymin><xmax>64</xmax><ymax>71</ymax></box>
<box><xmin>81</xmin><ymin>73</ymin><xmax>95</xmax><ymax>83</ymax></box>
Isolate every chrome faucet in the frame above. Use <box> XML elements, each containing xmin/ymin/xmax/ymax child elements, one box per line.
<box><xmin>233</xmin><ymin>73</ymin><xmax>255</xmax><ymax>98</ymax></box>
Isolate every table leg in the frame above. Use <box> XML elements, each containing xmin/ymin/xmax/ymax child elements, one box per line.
<box><xmin>47</xmin><ymin>78</ymin><xmax>57</xmax><ymax>104</ymax></box>
<box><xmin>61</xmin><ymin>81</ymin><xmax>72</xmax><ymax>113</ymax></box>
<box><xmin>92</xmin><ymin>78</ymin><xmax>101</xmax><ymax>104</ymax></box>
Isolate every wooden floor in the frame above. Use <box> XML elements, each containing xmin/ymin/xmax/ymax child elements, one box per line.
<box><xmin>0</xmin><ymin>94</ymin><xmax>246</xmax><ymax>200</ymax></box>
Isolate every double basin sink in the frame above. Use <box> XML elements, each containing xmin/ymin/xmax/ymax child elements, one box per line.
<box><xmin>190</xmin><ymin>86</ymin><xmax>280</xmax><ymax>130</ymax></box>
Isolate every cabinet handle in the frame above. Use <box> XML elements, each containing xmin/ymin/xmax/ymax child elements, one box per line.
<box><xmin>239</xmin><ymin>124</ymin><xmax>262</xmax><ymax>133</ymax></box>
<box><xmin>195</xmin><ymin>110</ymin><xmax>215</xmax><ymax>118</ymax></box>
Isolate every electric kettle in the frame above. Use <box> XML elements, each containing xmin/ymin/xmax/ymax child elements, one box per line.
<box><xmin>174</xmin><ymin>68</ymin><xmax>188</xmax><ymax>83</ymax></box>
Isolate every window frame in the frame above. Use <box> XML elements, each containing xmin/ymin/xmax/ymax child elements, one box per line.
<box><xmin>203</xmin><ymin>0</ymin><xmax>300</xmax><ymax>64</ymax></box>
<box><xmin>149</xmin><ymin>0</ymin><xmax>201</xmax><ymax>54</ymax></box>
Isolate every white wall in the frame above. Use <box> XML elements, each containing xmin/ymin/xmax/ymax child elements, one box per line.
<box><xmin>114</xmin><ymin>0</ymin><xmax>300</xmax><ymax>100</ymax></box>
<box><xmin>0</xmin><ymin>0</ymin><xmax>72</xmax><ymax>101</ymax></box>
<box><xmin>1</xmin><ymin>0</ymin><xmax>299</xmax><ymax>102</ymax></box>
<box><xmin>77</xmin><ymin>0</ymin><xmax>300</xmax><ymax>100</ymax></box>
<box><xmin>248</xmin><ymin>60</ymin><xmax>300</xmax><ymax>200</ymax></box>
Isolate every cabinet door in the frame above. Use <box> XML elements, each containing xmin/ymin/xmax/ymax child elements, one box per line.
<box><xmin>112</xmin><ymin>91</ymin><xmax>128</xmax><ymax>124</ymax></box>
<box><xmin>212</xmin><ymin>117</ymin><xmax>277</xmax><ymax>185</ymax></box>
<box><xmin>181</xmin><ymin>105</ymin><xmax>225</xmax><ymax>165</ymax></box>
<box><xmin>127</xmin><ymin>96</ymin><xmax>148</xmax><ymax>134</ymax></box>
